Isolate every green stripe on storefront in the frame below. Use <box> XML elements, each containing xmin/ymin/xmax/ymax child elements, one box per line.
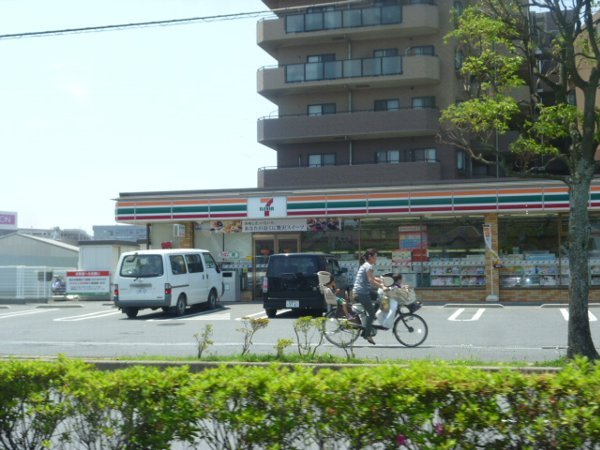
<box><xmin>410</xmin><ymin>198</ymin><xmax>453</xmax><ymax>206</ymax></box>
<box><xmin>544</xmin><ymin>193</ymin><xmax>569</xmax><ymax>202</ymax></box>
<box><xmin>453</xmin><ymin>196</ymin><xmax>496</xmax><ymax>205</ymax></box>
<box><xmin>129</xmin><ymin>207</ymin><xmax>172</xmax><ymax>214</ymax></box>
<box><xmin>172</xmin><ymin>206</ymin><xmax>210</xmax><ymax>213</ymax></box>
<box><xmin>327</xmin><ymin>200</ymin><xmax>367</xmax><ymax>209</ymax></box>
<box><xmin>288</xmin><ymin>202</ymin><xmax>327</xmax><ymax>210</ymax></box>
<box><xmin>117</xmin><ymin>208</ymin><xmax>136</xmax><ymax>215</ymax></box>
<box><xmin>210</xmin><ymin>205</ymin><xmax>246</xmax><ymax>212</ymax></box>
<box><xmin>368</xmin><ymin>199</ymin><xmax>410</xmax><ymax>207</ymax></box>
<box><xmin>497</xmin><ymin>195</ymin><xmax>541</xmax><ymax>203</ymax></box>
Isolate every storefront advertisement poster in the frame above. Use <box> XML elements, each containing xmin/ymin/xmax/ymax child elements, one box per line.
<box><xmin>307</xmin><ymin>217</ymin><xmax>341</xmax><ymax>232</ymax></box>
<box><xmin>242</xmin><ymin>218</ymin><xmax>307</xmax><ymax>232</ymax></box>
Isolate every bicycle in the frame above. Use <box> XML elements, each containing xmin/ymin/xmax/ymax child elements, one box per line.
<box><xmin>322</xmin><ymin>290</ymin><xmax>428</xmax><ymax>348</ymax></box>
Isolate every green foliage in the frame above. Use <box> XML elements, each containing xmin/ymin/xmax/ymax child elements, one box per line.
<box><xmin>193</xmin><ymin>324</ymin><xmax>214</xmax><ymax>359</ymax></box>
<box><xmin>0</xmin><ymin>357</ymin><xmax>598</xmax><ymax>448</ymax></box>
<box><xmin>0</xmin><ymin>356</ymin><xmax>85</xmax><ymax>450</ymax></box>
<box><xmin>237</xmin><ymin>317</ymin><xmax>269</xmax><ymax>356</ymax></box>
<box><xmin>293</xmin><ymin>316</ymin><xmax>325</xmax><ymax>358</ymax></box>
<box><xmin>441</xmin><ymin>95</ymin><xmax>520</xmax><ymax>135</ymax></box>
<box><xmin>274</xmin><ymin>338</ymin><xmax>294</xmax><ymax>359</ymax></box>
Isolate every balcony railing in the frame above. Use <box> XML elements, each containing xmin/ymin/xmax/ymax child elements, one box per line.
<box><xmin>286</xmin><ymin>55</ymin><xmax>402</xmax><ymax>83</ymax></box>
<box><xmin>285</xmin><ymin>5</ymin><xmax>402</xmax><ymax>34</ymax></box>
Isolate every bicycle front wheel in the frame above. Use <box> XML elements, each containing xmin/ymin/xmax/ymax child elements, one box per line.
<box><xmin>393</xmin><ymin>313</ymin><xmax>428</xmax><ymax>347</ymax></box>
<box><xmin>323</xmin><ymin>309</ymin><xmax>361</xmax><ymax>348</ymax></box>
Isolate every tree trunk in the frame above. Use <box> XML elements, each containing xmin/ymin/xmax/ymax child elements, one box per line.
<box><xmin>567</xmin><ymin>177</ymin><xmax>599</xmax><ymax>360</ymax></box>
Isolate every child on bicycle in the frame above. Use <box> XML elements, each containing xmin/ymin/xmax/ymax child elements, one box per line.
<box><xmin>323</xmin><ymin>275</ymin><xmax>352</xmax><ymax>319</ymax></box>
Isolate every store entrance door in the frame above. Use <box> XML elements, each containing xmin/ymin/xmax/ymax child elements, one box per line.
<box><xmin>250</xmin><ymin>234</ymin><xmax>300</xmax><ymax>300</ymax></box>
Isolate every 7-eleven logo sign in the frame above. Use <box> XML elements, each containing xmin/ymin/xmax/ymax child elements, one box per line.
<box><xmin>248</xmin><ymin>197</ymin><xmax>287</xmax><ymax>218</ymax></box>
<box><xmin>260</xmin><ymin>198</ymin><xmax>275</xmax><ymax>216</ymax></box>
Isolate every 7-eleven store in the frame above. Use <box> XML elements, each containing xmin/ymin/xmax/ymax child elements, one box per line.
<box><xmin>115</xmin><ymin>180</ymin><xmax>600</xmax><ymax>303</ymax></box>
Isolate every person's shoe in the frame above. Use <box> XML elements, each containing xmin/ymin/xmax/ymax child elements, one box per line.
<box><xmin>366</xmin><ymin>336</ymin><xmax>376</xmax><ymax>345</ymax></box>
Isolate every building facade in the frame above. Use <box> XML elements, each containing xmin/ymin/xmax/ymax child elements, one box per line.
<box><xmin>114</xmin><ymin>0</ymin><xmax>600</xmax><ymax>304</ymax></box>
<box><xmin>256</xmin><ymin>0</ymin><xmax>500</xmax><ymax>190</ymax></box>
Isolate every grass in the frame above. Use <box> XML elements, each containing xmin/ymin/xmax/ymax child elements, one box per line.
<box><xmin>110</xmin><ymin>353</ymin><xmax>571</xmax><ymax>368</ymax></box>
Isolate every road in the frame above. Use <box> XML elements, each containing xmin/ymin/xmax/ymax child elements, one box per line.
<box><xmin>0</xmin><ymin>300</ymin><xmax>598</xmax><ymax>363</ymax></box>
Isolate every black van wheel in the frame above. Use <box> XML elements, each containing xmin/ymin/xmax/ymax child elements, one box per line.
<box><xmin>171</xmin><ymin>295</ymin><xmax>186</xmax><ymax>316</ymax></box>
<box><xmin>265</xmin><ymin>308</ymin><xmax>277</xmax><ymax>318</ymax></box>
<box><xmin>124</xmin><ymin>308</ymin><xmax>138</xmax><ymax>319</ymax></box>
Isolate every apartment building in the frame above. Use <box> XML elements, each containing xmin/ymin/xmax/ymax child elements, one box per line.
<box><xmin>256</xmin><ymin>0</ymin><xmax>491</xmax><ymax>189</ymax></box>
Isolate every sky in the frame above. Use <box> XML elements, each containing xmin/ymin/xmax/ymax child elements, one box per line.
<box><xmin>0</xmin><ymin>0</ymin><xmax>277</xmax><ymax>235</ymax></box>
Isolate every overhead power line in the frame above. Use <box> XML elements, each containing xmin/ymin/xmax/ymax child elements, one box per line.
<box><xmin>0</xmin><ymin>1</ymin><xmax>361</xmax><ymax>41</ymax></box>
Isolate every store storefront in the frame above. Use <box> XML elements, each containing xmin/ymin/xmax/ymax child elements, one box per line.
<box><xmin>115</xmin><ymin>181</ymin><xmax>600</xmax><ymax>303</ymax></box>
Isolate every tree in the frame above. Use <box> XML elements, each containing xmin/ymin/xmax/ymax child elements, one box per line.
<box><xmin>439</xmin><ymin>0</ymin><xmax>599</xmax><ymax>360</ymax></box>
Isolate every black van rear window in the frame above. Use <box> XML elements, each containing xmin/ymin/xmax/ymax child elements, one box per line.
<box><xmin>120</xmin><ymin>255</ymin><xmax>164</xmax><ymax>278</ymax></box>
<box><xmin>267</xmin><ymin>256</ymin><xmax>319</xmax><ymax>277</ymax></box>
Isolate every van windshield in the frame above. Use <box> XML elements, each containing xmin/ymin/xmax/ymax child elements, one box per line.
<box><xmin>120</xmin><ymin>254</ymin><xmax>164</xmax><ymax>278</ymax></box>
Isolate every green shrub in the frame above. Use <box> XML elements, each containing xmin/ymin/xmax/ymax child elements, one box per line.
<box><xmin>0</xmin><ymin>357</ymin><xmax>598</xmax><ymax>449</ymax></box>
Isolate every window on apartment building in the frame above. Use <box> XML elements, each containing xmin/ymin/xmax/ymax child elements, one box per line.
<box><xmin>308</xmin><ymin>103</ymin><xmax>336</xmax><ymax>116</ymax></box>
<box><xmin>308</xmin><ymin>153</ymin><xmax>336</xmax><ymax>167</ymax></box>
<box><xmin>405</xmin><ymin>45</ymin><xmax>435</xmax><ymax>56</ymax></box>
<box><xmin>306</xmin><ymin>53</ymin><xmax>337</xmax><ymax>81</ymax></box>
<box><xmin>374</xmin><ymin>99</ymin><xmax>400</xmax><ymax>111</ymax></box>
<box><xmin>454</xmin><ymin>49</ymin><xmax>465</xmax><ymax>70</ymax></box>
<box><xmin>567</xmin><ymin>90</ymin><xmax>577</xmax><ymax>106</ymax></box>
<box><xmin>411</xmin><ymin>148</ymin><xmax>437</xmax><ymax>163</ymax></box>
<box><xmin>411</xmin><ymin>96</ymin><xmax>436</xmax><ymax>109</ymax></box>
<box><xmin>375</xmin><ymin>150</ymin><xmax>401</xmax><ymax>164</ymax></box>
<box><xmin>457</xmin><ymin>150</ymin><xmax>466</xmax><ymax>172</ymax></box>
<box><xmin>453</xmin><ymin>1</ymin><xmax>464</xmax><ymax>17</ymax></box>
<box><xmin>374</xmin><ymin>48</ymin><xmax>398</xmax><ymax>58</ymax></box>
<box><xmin>371</xmin><ymin>48</ymin><xmax>401</xmax><ymax>76</ymax></box>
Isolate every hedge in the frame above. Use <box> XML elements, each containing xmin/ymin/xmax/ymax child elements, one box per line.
<box><xmin>0</xmin><ymin>357</ymin><xmax>598</xmax><ymax>449</ymax></box>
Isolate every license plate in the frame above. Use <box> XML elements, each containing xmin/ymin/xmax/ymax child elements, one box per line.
<box><xmin>136</xmin><ymin>288</ymin><xmax>147</xmax><ymax>294</ymax></box>
<box><xmin>286</xmin><ymin>300</ymin><xmax>299</xmax><ymax>308</ymax></box>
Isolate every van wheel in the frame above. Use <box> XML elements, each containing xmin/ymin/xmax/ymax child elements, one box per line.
<box><xmin>124</xmin><ymin>308</ymin><xmax>138</xmax><ymax>319</ymax></box>
<box><xmin>171</xmin><ymin>296</ymin><xmax>186</xmax><ymax>316</ymax></box>
<box><xmin>265</xmin><ymin>308</ymin><xmax>277</xmax><ymax>318</ymax></box>
<box><xmin>207</xmin><ymin>290</ymin><xmax>218</xmax><ymax>310</ymax></box>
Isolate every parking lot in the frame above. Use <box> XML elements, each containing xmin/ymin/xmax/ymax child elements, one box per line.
<box><xmin>0</xmin><ymin>301</ymin><xmax>598</xmax><ymax>363</ymax></box>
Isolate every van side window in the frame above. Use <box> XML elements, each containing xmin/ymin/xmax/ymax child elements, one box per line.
<box><xmin>185</xmin><ymin>254</ymin><xmax>204</xmax><ymax>273</ymax></box>
<box><xmin>170</xmin><ymin>255</ymin><xmax>187</xmax><ymax>275</ymax></box>
<box><xmin>204</xmin><ymin>253</ymin><xmax>221</xmax><ymax>273</ymax></box>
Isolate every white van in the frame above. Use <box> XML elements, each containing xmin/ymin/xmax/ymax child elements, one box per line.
<box><xmin>113</xmin><ymin>249</ymin><xmax>223</xmax><ymax>318</ymax></box>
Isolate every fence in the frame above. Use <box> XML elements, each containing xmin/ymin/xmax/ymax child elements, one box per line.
<box><xmin>0</xmin><ymin>266</ymin><xmax>75</xmax><ymax>304</ymax></box>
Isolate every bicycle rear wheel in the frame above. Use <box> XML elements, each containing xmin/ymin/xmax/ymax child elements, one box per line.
<box><xmin>393</xmin><ymin>313</ymin><xmax>428</xmax><ymax>347</ymax></box>
<box><xmin>323</xmin><ymin>309</ymin><xmax>361</xmax><ymax>347</ymax></box>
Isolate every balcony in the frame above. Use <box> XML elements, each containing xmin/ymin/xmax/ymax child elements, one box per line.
<box><xmin>257</xmin><ymin>3</ymin><xmax>439</xmax><ymax>56</ymax></box>
<box><xmin>258</xmin><ymin>108</ymin><xmax>440</xmax><ymax>147</ymax></box>
<box><xmin>257</xmin><ymin>161</ymin><xmax>443</xmax><ymax>189</ymax></box>
<box><xmin>258</xmin><ymin>55</ymin><xmax>440</xmax><ymax>99</ymax></box>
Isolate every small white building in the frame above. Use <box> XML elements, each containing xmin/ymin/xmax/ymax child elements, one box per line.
<box><xmin>0</xmin><ymin>232</ymin><xmax>79</xmax><ymax>266</ymax></box>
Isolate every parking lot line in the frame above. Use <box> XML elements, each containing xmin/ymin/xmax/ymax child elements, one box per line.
<box><xmin>0</xmin><ymin>309</ymin><xmax>58</xmax><ymax>319</ymax></box>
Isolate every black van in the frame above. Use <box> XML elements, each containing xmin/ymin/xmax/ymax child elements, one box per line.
<box><xmin>262</xmin><ymin>253</ymin><xmax>348</xmax><ymax>317</ymax></box>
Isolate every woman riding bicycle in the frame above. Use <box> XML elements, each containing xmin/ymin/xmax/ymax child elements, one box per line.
<box><xmin>352</xmin><ymin>248</ymin><xmax>386</xmax><ymax>345</ymax></box>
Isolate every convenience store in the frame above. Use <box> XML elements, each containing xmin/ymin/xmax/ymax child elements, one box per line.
<box><xmin>114</xmin><ymin>179</ymin><xmax>600</xmax><ymax>303</ymax></box>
